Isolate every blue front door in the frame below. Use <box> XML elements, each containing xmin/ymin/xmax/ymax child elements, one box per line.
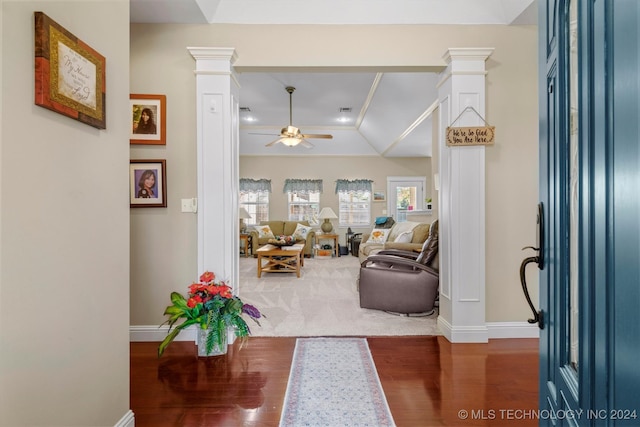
<box><xmin>539</xmin><ymin>1</ymin><xmax>640</xmax><ymax>425</ymax></box>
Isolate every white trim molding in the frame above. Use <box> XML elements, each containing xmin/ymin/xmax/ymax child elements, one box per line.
<box><xmin>130</xmin><ymin>325</ymin><xmax>237</xmax><ymax>345</ymax></box>
<box><xmin>438</xmin><ymin>318</ymin><xmax>540</xmax><ymax>341</ymax></box>
<box><xmin>114</xmin><ymin>410</ymin><xmax>135</xmax><ymax>427</ymax></box>
<box><xmin>486</xmin><ymin>322</ymin><xmax>541</xmax><ymax>339</ymax></box>
<box><xmin>437</xmin><ymin>47</ymin><xmax>494</xmax><ymax>343</ymax></box>
<box><xmin>188</xmin><ymin>47</ymin><xmax>241</xmax><ymax>293</ymax></box>
<box><xmin>130</xmin><ymin>325</ymin><xmax>196</xmax><ymax>342</ymax></box>
<box><xmin>134</xmin><ymin>321</ymin><xmax>539</xmax><ymax>342</ymax></box>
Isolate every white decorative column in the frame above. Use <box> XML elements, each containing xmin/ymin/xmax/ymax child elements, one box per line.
<box><xmin>437</xmin><ymin>48</ymin><xmax>494</xmax><ymax>343</ymax></box>
<box><xmin>188</xmin><ymin>47</ymin><xmax>240</xmax><ymax>292</ymax></box>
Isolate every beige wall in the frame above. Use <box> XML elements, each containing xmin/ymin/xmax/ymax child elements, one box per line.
<box><xmin>241</xmin><ymin>155</ymin><xmax>432</xmax><ymax>239</ymax></box>
<box><xmin>0</xmin><ymin>1</ymin><xmax>131</xmax><ymax>426</ymax></box>
<box><xmin>130</xmin><ymin>23</ymin><xmax>538</xmax><ymax>326</ymax></box>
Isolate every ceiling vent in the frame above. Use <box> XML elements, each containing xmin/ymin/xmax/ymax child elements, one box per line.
<box><xmin>240</xmin><ymin>107</ymin><xmax>251</xmax><ymax>112</ymax></box>
<box><xmin>339</xmin><ymin>107</ymin><xmax>352</xmax><ymax>113</ymax></box>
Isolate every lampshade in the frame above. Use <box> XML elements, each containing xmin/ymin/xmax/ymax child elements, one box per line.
<box><xmin>239</xmin><ymin>207</ymin><xmax>251</xmax><ymax>219</ymax></box>
<box><xmin>318</xmin><ymin>207</ymin><xmax>338</xmax><ymax>219</ymax></box>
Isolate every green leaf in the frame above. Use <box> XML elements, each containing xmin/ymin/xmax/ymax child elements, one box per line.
<box><xmin>157</xmin><ymin>319</ymin><xmax>199</xmax><ymax>357</ymax></box>
<box><xmin>170</xmin><ymin>292</ymin><xmax>186</xmax><ymax>304</ymax></box>
<box><xmin>227</xmin><ymin>298</ymin><xmax>242</xmax><ymax>314</ymax></box>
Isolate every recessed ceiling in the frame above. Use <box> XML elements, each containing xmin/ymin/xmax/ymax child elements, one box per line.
<box><xmin>130</xmin><ymin>0</ymin><xmax>537</xmax><ymax>157</ymax></box>
<box><xmin>238</xmin><ymin>71</ymin><xmax>439</xmax><ymax>157</ymax></box>
<box><xmin>131</xmin><ymin>0</ymin><xmax>537</xmax><ymax>26</ymax></box>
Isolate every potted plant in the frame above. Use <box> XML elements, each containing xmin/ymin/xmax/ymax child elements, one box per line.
<box><xmin>426</xmin><ymin>198</ymin><xmax>433</xmax><ymax>210</ymax></box>
<box><xmin>158</xmin><ymin>271</ymin><xmax>262</xmax><ymax>357</ymax></box>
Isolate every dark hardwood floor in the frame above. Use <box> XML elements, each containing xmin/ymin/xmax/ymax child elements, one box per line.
<box><xmin>131</xmin><ymin>336</ymin><xmax>539</xmax><ymax>426</ymax></box>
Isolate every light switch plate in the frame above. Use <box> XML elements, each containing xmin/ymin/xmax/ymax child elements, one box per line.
<box><xmin>181</xmin><ymin>198</ymin><xmax>197</xmax><ymax>213</ymax></box>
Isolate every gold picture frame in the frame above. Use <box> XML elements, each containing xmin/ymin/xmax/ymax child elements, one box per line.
<box><xmin>34</xmin><ymin>12</ymin><xmax>106</xmax><ymax>129</ymax></box>
<box><xmin>130</xmin><ymin>94</ymin><xmax>167</xmax><ymax>145</ymax></box>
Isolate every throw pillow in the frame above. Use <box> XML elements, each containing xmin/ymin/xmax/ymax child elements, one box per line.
<box><xmin>254</xmin><ymin>225</ymin><xmax>275</xmax><ymax>239</ymax></box>
<box><xmin>293</xmin><ymin>223</ymin><xmax>312</xmax><ymax>241</ymax></box>
<box><xmin>367</xmin><ymin>228</ymin><xmax>391</xmax><ymax>244</ymax></box>
<box><xmin>394</xmin><ymin>231</ymin><xmax>414</xmax><ymax>243</ymax></box>
<box><xmin>268</xmin><ymin>235</ymin><xmax>296</xmax><ymax>246</ymax></box>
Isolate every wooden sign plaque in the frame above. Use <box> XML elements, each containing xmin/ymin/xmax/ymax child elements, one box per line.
<box><xmin>446</xmin><ymin>126</ymin><xmax>495</xmax><ymax>146</ymax></box>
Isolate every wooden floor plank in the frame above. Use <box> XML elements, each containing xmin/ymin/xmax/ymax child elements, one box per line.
<box><xmin>131</xmin><ymin>336</ymin><xmax>538</xmax><ymax>426</ymax></box>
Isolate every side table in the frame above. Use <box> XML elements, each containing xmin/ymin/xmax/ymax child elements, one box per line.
<box><xmin>240</xmin><ymin>233</ymin><xmax>252</xmax><ymax>258</ymax></box>
<box><xmin>315</xmin><ymin>233</ymin><xmax>339</xmax><ymax>257</ymax></box>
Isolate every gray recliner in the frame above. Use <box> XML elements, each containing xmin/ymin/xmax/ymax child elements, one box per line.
<box><xmin>358</xmin><ymin>220</ymin><xmax>439</xmax><ymax>315</ymax></box>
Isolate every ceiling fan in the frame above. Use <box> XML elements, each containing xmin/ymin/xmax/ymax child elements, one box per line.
<box><xmin>263</xmin><ymin>86</ymin><xmax>333</xmax><ymax>148</ymax></box>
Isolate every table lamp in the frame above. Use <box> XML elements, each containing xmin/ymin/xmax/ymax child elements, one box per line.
<box><xmin>239</xmin><ymin>207</ymin><xmax>251</xmax><ymax>233</ymax></box>
<box><xmin>318</xmin><ymin>207</ymin><xmax>338</xmax><ymax>233</ymax></box>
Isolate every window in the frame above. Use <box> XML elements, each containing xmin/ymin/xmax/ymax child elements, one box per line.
<box><xmin>387</xmin><ymin>177</ymin><xmax>426</xmax><ymax>222</ymax></box>
<box><xmin>287</xmin><ymin>192</ymin><xmax>320</xmax><ymax>222</ymax></box>
<box><xmin>335</xmin><ymin>179</ymin><xmax>372</xmax><ymax>227</ymax></box>
<box><xmin>338</xmin><ymin>192</ymin><xmax>371</xmax><ymax>227</ymax></box>
<box><xmin>239</xmin><ymin>192</ymin><xmax>269</xmax><ymax>225</ymax></box>
<box><xmin>239</xmin><ymin>178</ymin><xmax>271</xmax><ymax>225</ymax></box>
<box><xmin>283</xmin><ymin>179</ymin><xmax>323</xmax><ymax>223</ymax></box>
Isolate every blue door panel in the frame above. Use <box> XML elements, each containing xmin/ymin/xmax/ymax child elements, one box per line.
<box><xmin>540</xmin><ymin>0</ymin><xmax>640</xmax><ymax>426</ymax></box>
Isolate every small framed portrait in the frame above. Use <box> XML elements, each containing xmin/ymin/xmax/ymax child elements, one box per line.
<box><xmin>130</xmin><ymin>159</ymin><xmax>167</xmax><ymax>208</ymax></box>
<box><xmin>130</xmin><ymin>94</ymin><xmax>166</xmax><ymax>145</ymax></box>
<box><xmin>373</xmin><ymin>190</ymin><xmax>386</xmax><ymax>202</ymax></box>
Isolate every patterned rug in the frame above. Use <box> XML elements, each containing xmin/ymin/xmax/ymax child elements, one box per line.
<box><xmin>279</xmin><ymin>338</ymin><xmax>396</xmax><ymax>427</ymax></box>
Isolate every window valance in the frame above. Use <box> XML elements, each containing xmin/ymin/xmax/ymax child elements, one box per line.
<box><xmin>335</xmin><ymin>179</ymin><xmax>373</xmax><ymax>194</ymax></box>
<box><xmin>239</xmin><ymin>178</ymin><xmax>271</xmax><ymax>193</ymax></box>
<box><xmin>283</xmin><ymin>179</ymin><xmax>323</xmax><ymax>194</ymax></box>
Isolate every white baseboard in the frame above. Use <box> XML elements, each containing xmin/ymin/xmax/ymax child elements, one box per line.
<box><xmin>114</xmin><ymin>410</ymin><xmax>135</xmax><ymax>427</ymax></box>
<box><xmin>486</xmin><ymin>321</ymin><xmax>540</xmax><ymax>339</ymax></box>
<box><xmin>130</xmin><ymin>325</ymin><xmax>195</xmax><ymax>342</ymax></box>
<box><xmin>130</xmin><ymin>325</ymin><xmax>238</xmax><ymax>345</ymax></box>
<box><xmin>132</xmin><ymin>321</ymin><xmax>539</xmax><ymax>343</ymax></box>
<box><xmin>437</xmin><ymin>318</ymin><xmax>539</xmax><ymax>342</ymax></box>
<box><xmin>437</xmin><ymin>317</ymin><xmax>489</xmax><ymax>342</ymax></box>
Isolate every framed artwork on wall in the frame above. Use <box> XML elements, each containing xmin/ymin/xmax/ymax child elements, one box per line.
<box><xmin>130</xmin><ymin>159</ymin><xmax>167</xmax><ymax>208</ymax></box>
<box><xmin>373</xmin><ymin>190</ymin><xmax>386</xmax><ymax>202</ymax></box>
<box><xmin>34</xmin><ymin>12</ymin><xmax>106</xmax><ymax>129</ymax></box>
<box><xmin>130</xmin><ymin>94</ymin><xmax>166</xmax><ymax>145</ymax></box>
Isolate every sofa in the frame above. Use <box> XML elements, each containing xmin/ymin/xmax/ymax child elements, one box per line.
<box><xmin>357</xmin><ymin>220</ymin><xmax>433</xmax><ymax>263</ymax></box>
<box><xmin>249</xmin><ymin>220</ymin><xmax>316</xmax><ymax>258</ymax></box>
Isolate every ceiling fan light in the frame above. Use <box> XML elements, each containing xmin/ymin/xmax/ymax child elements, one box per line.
<box><xmin>281</xmin><ymin>137</ymin><xmax>300</xmax><ymax>147</ymax></box>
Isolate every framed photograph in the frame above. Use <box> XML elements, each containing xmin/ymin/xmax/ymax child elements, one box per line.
<box><xmin>130</xmin><ymin>94</ymin><xmax>166</xmax><ymax>145</ymax></box>
<box><xmin>34</xmin><ymin>12</ymin><xmax>106</xmax><ymax>129</ymax></box>
<box><xmin>130</xmin><ymin>160</ymin><xmax>167</xmax><ymax>208</ymax></box>
<box><xmin>373</xmin><ymin>191</ymin><xmax>386</xmax><ymax>202</ymax></box>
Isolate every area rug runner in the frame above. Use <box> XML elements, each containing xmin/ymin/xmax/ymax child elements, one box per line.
<box><xmin>279</xmin><ymin>337</ymin><xmax>395</xmax><ymax>427</ymax></box>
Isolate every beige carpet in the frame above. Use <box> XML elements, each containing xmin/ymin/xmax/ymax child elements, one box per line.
<box><xmin>238</xmin><ymin>254</ymin><xmax>440</xmax><ymax>337</ymax></box>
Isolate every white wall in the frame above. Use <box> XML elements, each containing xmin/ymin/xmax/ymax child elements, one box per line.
<box><xmin>129</xmin><ymin>23</ymin><xmax>538</xmax><ymax>327</ymax></box>
<box><xmin>0</xmin><ymin>1</ymin><xmax>131</xmax><ymax>425</ymax></box>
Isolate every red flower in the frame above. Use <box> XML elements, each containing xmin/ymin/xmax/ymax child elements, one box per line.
<box><xmin>218</xmin><ymin>285</ymin><xmax>233</xmax><ymax>299</ymax></box>
<box><xmin>200</xmin><ymin>271</ymin><xmax>215</xmax><ymax>283</ymax></box>
<box><xmin>187</xmin><ymin>297</ymin><xmax>201</xmax><ymax>308</ymax></box>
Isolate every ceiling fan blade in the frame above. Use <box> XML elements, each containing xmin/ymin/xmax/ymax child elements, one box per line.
<box><xmin>265</xmin><ymin>138</ymin><xmax>283</xmax><ymax>147</ymax></box>
<box><xmin>249</xmin><ymin>132</ymin><xmax>280</xmax><ymax>136</ymax></box>
<box><xmin>301</xmin><ymin>134</ymin><xmax>333</xmax><ymax>139</ymax></box>
<box><xmin>299</xmin><ymin>139</ymin><xmax>314</xmax><ymax>148</ymax></box>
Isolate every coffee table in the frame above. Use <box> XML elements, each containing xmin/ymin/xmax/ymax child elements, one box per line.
<box><xmin>256</xmin><ymin>243</ymin><xmax>305</xmax><ymax>278</ymax></box>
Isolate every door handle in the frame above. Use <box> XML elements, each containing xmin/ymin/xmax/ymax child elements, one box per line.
<box><xmin>520</xmin><ymin>251</ymin><xmax>543</xmax><ymax>329</ymax></box>
<box><xmin>518</xmin><ymin>203</ymin><xmax>544</xmax><ymax>329</ymax></box>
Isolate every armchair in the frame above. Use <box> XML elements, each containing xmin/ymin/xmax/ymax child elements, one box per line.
<box><xmin>358</xmin><ymin>220</ymin><xmax>439</xmax><ymax>315</ymax></box>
